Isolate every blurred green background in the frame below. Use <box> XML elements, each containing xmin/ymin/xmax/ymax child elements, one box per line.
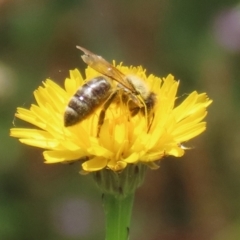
<box><xmin>1</xmin><ymin>0</ymin><xmax>240</xmax><ymax>239</ymax></box>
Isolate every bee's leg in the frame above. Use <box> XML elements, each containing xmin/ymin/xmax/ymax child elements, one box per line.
<box><xmin>147</xmin><ymin>112</ymin><xmax>155</xmax><ymax>133</ymax></box>
<box><xmin>130</xmin><ymin>107</ymin><xmax>140</xmax><ymax>117</ymax></box>
<box><xmin>139</xmin><ymin>105</ymin><xmax>154</xmax><ymax>133</ymax></box>
<box><xmin>97</xmin><ymin>91</ymin><xmax>118</xmax><ymax>137</ymax></box>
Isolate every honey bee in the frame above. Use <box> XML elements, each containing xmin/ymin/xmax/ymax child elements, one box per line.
<box><xmin>64</xmin><ymin>46</ymin><xmax>156</xmax><ymax>136</ymax></box>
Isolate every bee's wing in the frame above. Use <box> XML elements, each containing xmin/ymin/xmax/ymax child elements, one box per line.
<box><xmin>76</xmin><ymin>46</ymin><xmax>136</xmax><ymax>92</ymax></box>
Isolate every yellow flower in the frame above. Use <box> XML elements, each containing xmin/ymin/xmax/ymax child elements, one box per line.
<box><xmin>10</xmin><ymin>64</ymin><xmax>212</xmax><ymax>173</ymax></box>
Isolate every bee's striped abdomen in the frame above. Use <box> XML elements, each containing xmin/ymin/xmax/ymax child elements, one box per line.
<box><xmin>64</xmin><ymin>76</ymin><xmax>111</xmax><ymax>127</ymax></box>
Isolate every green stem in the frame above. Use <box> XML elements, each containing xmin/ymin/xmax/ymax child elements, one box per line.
<box><xmin>103</xmin><ymin>193</ymin><xmax>135</xmax><ymax>240</ymax></box>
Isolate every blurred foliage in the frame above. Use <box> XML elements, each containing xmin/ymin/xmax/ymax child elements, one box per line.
<box><xmin>1</xmin><ymin>0</ymin><xmax>240</xmax><ymax>239</ymax></box>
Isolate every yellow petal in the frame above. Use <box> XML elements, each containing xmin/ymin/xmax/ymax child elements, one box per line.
<box><xmin>44</xmin><ymin>150</ymin><xmax>87</xmax><ymax>163</ymax></box>
<box><xmin>82</xmin><ymin>157</ymin><xmax>108</xmax><ymax>172</ymax></box>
